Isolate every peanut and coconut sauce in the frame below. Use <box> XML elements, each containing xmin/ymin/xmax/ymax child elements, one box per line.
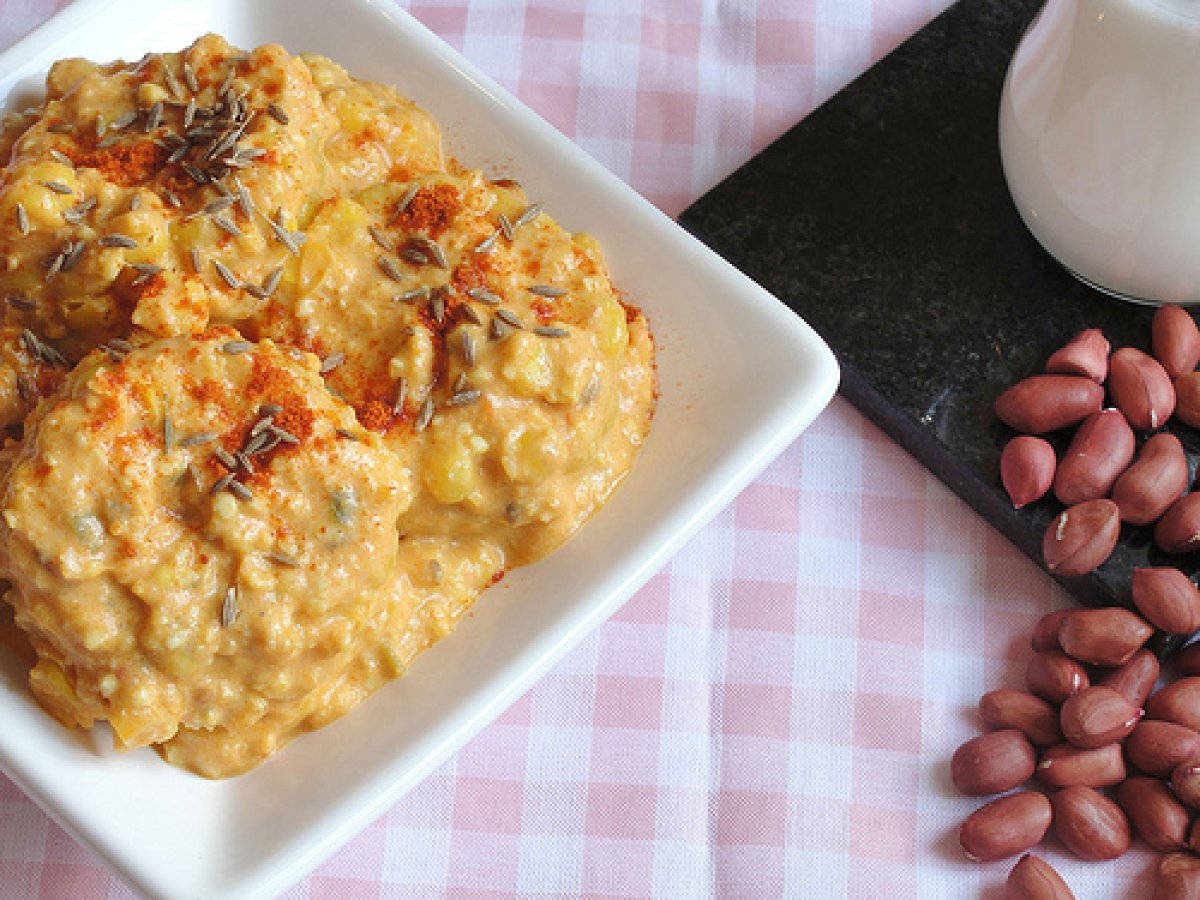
<box><xmin>0</xmin><ymin>35</ymin><xmax>655</xmax><ymax>777</ymax></box>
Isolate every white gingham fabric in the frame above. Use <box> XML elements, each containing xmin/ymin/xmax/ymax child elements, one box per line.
<box><xmin>0</xmin><ymin>1</ymin><xmax>1162</xmax><ymax>897</ymax></box>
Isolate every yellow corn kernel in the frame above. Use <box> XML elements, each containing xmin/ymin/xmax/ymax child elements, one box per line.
<box><xmin>136</xmin><ymin>82</ymin><xmax>169</xmax><ymax>107</ymax></box>
<box><xmin>315</xmin><ymin>197</ymin><xmax>370</xmax><ymax>241</ymax></box>
<box><xmin>501</xmin><ymin>421</ymin><xmax>563</xmax><ymax>483</ymax></box>
<box><xmin>500</xmin><ymin>331</ymin><xmax>552</xmax><ymax>396</ymax></box>
<box><xmin>423</xmin><ymin>428</ymin><xmax>482</xmax><ymax>505</ymax></box>
<box><xmin>389</xmin><ymin>327</ymin><xmax>433</xmax><ymax>387</ymax></box>
<box><xmin>29</xmin><ymin>659</ymin><xmax>77</xmax><ymax>714</ymax></box>
<box><xmin>61</xmin><ymin>293</ymin><xmax>115</xmax><ymax>333</ymax></box>
<box><xmin>333</xmin><ymin>92</ymin><xmax>375</xmax><ymax>133</ymax></box>
<box><xmin>594</xmin><ymin>296</ymin><xmax>629</xmax><ymax>356</ymax></box>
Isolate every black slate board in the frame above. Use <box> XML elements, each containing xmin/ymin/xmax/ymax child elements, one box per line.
<box><xmin>678</xmin><ymin>0</ymin><xmax>1200</xmax><ymax>612</ymax></box>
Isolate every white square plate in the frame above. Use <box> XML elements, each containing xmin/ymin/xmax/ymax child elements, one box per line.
<box><xmin>0</xmin><ymin>1</ymin><xmax>839</xmax><ymax>897</ymax></box>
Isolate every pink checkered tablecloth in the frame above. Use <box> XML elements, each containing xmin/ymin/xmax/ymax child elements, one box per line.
<box><xmin>0</xmin><ymin>0</ymin><xmax>1168</xmax><ymax>898</ymax></box>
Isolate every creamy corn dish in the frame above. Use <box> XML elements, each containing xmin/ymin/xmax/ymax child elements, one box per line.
<box><xmin>0</xmin><ymin>35</ymin><xmax>655</xmax><ymax>777</ymax></box>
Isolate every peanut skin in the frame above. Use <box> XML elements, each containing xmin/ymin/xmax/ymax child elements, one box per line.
<box><xmin>995</xmin><ymin>375</ymin><xmax>1105</xmax><ymax>434</ymax></box>
<box><xmin>1031</xmin><ymin>610</ymin><xmax>1071</xmax><ymax>652</ymax></box>
<box><xmin>1006</xmin><ymin>854</ymin><xmax>1076</xmax><ymax>900</ymax></box>
<box><xmin>1046</xmin><ymin>328</ymin><xmax>1110</xmax><ymax>383</ymax></box>
<box><xmin>1155</xmin><ymin>852</ymin><xmax>1200</xmax><ymax>900</ymax></box>
<box><xmin>1116</xmin><ymin>776</ymin><xmax>1190</xmax><ymax>852</ymax></box>
<box><xmin>1156</xmin><ymin>493</ymin><xmax>1200</xmax><ymax>554</ymax></box>
<box><xmin>1036</xmin><ymin>742</ymin><xmax>1126</xmax><ymax>789</ymax></box>
<box><xmin>1108</xmin><ymin>347</ymin><xmax>1176</xmax><ymax>431</ymax></box>
<box><xmin>1147</xmin><ymin>678</ymin><xmax>1200</xmax><ymax>731</ymax></box>
<box><xmin>1052</xmin><ymin>409</ymin><xmax>1134</xmax><ymax>506</ymax></box>
<box><xmin>1175</xmin><ymin>371</ymin><xmax>1200</xmax><ymax>428</ymax></box>
<box><xmin>1051</xmin><ymin>784</ymin><xmax>1132</xmax><ymax>861</ymax></box>
<box><xmin>951</xmin><ymin>729</ymin><xmax>1037</xmax><ymax>795</ymax></box>
<box><xmin>1059</xmin><ymin>685</ymin><xmax>1141</xmax><ymax>749</ymax></box>
<box><xmin>979</xmin><ymin>688</ymin><xmax>1064</xmax><ymax>747</ymax></box>
<box><xmin>1132</xmin><ymin>567</ymin><xmax>1200</xmax><ymax>635</ymax></box>
<box><xmin>1171</xmin><ymin>760</ymin><xmax>1200</xmax><ymax>809</ymax></box>
<box><xmin>1153</xmin><ymin>305</ymin><xmax>1200</xmax><ymax>380</ymax></box>
<box><xmin>1125</xmin><ymin>720</ymin><xmax>1200</xmax><ymax>777</ymax></box>
<box><xmin>960</xmin><ymin>792</ymin><xmax>1053</xmax><ymax>862</ymax></box>
<box><xmin>1111</xmin><ymin>432</ymin><xmax>1189</xmax><ymax>526</ymax></box>
<box><xmin>1098</xmin><ymin>648</ymin><xmax>1160</xmax><ymax>708</ymax></box>
<box><xmin>1025</xmin><ymin>650</ymin><xmax>1089</xmax><ymax>704</ymax></box>
<box><xmin>1042</xmin><ymin>499</ymin><xmax>1120</xmax><ymax>577</ymax></box>
<box><xmin>1001</xmin><ymin>435</ymin><xmax>1056</xmax><ymax>509</ymax></box>
<box><xmin>1057</xmin><ymin>607</ymin><xmax>1153</xmax><ymax>667</ymax></box>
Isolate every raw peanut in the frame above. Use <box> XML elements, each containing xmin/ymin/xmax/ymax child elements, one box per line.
<box><xmin>1036</xmin><ymin>742</ymin><xmax>1126</xmax><ymax>788</ymax></box>
<box><xmin>1098</xmin><ymin>648</ymin><xmax>1160</xmax><ymax>708</ymax></box>
<box><xmin>1156</xmin><ymin>492</ymin><xmax>1200</xmax><ymax>554</ymax></box>
<box><xmin>1026</xmin><ymin>650</ymin><xmax>1090</xmax><ymax>704</ymax></box>
<box><xmin>980</xmin><ymin>689</ymin><xmax>1064</xmax><ymax>747</ymax></box>
<box><xmin>1108</xmin><ymin>347</ymin><xmax>1176</xmax><ymax>431</ymax></box>
<box><xmin>1046</xmin><ymin>328</ymin><xmax>1110</xmax><ymax>383</ymax></box>
<box><xmin>1132</xmin><ymin>567</ymin><xmax>1200</xmax><ymax>635</ymax></box>
<box><xmin>1155</xmin><ymin>852</ymin><xmax>1200</xmax><ymax>900</ymax></box>
<box><xmin>1125</xmin><ymin>720</ymin><xmax>1200</xmax><ymax>776</ymax></box>
<box><xmin>1176</xmin><ymin>371</ymin><xmax>1200</xmax><ymax>429</ymax></box>
<box><xmin>1115</xmin><ymin>776</ymin><xmax>1190</xmax><ymax>851</ymax></box>
<box><xmin>1059</xmin><ymin>685</ymin><xmax>1141</xmax><ymax>749</ymax></box>
<box><xmin>1006</xmin><ymin>853</ymin><xmax>1076</xmax><ymax>900</ymax></box>
<box><xmin>1002</xmin><ymin>436</ymin><xmax>1056</xmax><ymax>509</ymax></box>
<box><xmin>1170</xmin><ymin>760</ymin><xmax>1200</xmax><ymax>808</ymax></box>
<box><xmin>1052</xmin><ymin>409</ymin><xmax>1135</xmax><ymax>506</ymax></box>
<box><xmin>1112</xmin><ymin>432</ymin><xmax>1189</xmax><ymax>525</ymax></box>
<box><xmin>1050</xmin><ymin>784</ymin><xmax>1131</xmax><ymax>861</ymax></box>
<box><xmin>1176</xmin><ymin>642</ymin><xmax>1200</xmax><ymax>676</ymax></box>
<box><xmin>951</xmin><ymin>729</ymin><xmax>1037</xmax><ymax>795</ymax></box>
<box><xmin>960</xmin><ymin>791</ymin><xmax>1053</xmax><ymax>862</ymax></box>
<box><xmin>1057</xmin><ymin>607</ymin><xmax>1153</xmax><ymax>667</ymax></box>
<box><xmin>1147</xmin><ymin>678</ymin><xmax>1200</xmax><ymax>731</ymax></box>
<box><xmin>1191</xmin><ymin>818</ymin><xmax>1200</xmax><ymax>856</ymax></box>
<box><xmin>1032</xmin><ymin>610</ymin><xmax>1070</xmax><ymax>652</ymax></box>
<box><xmin>994</xmin><ymin>375</ymin><xmax>1105</xmax><ymax>434</ymax></box>
<box><xmin>1153</xmin><ymin>305</ymin><xmax>1200</xmax><ymax>380</ymax></box>
<box><xmin>1042</xmin><ymin>500</ymin><xmax>1120</xmax><ymax>577</ymax></box>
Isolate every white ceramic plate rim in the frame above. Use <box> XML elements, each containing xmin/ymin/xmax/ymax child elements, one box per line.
<box><xmin>0</xmin><ymin>1</ymin><xmax>839</xmax><ymax>897</ymax></box>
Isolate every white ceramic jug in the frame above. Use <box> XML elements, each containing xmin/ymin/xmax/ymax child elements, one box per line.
<box><xmin>999</xmin><ymin>0</ymin><xmax>1200</xmax><ymax>305</ymax></box>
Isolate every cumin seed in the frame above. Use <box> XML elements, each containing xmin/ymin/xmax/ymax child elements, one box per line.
<box><xmin>221</xmin><ymin>585</ymin><xmax>239</xmax><ymax>627</ymax></box>
<box><xmin>377</xmin><ymin>255</ymin><xmax>405</xmax><ymax>282</ymax></box>
<box><xmin>178</xmin><ymin>431</ymin><xmax>217</xmax><ymax>448</ymax></box>
<box><xmin>415</xmin><ymin>396</ymin><xmax>434</xmax><ymax>432</ymax></box>
<box><xmin>227</xmin><ymin>480</ymin><xmax>253</xmax><ymax>501</ymax></box>
<box><xmin>319</xmin><ymin>351</ymin><xmax>345</xmax><ymax>374</ymax></box>
<box><xmin>98</xmin><ymin>234</ymin><xmax>138</xmax><ymax>249</ymax></box>
<box><xmin>495</xmin><ymin>308</ymin><xmax>524</xmax><ymax>329</ymax></box>
<box><xmin>512</xmin><ymin>201</ymin><xmax>543</xmax><ymax>229</ymax></box>
<box><xmin>213</xmin><ymin>260</ymin><xmax>240</xmax><ymax>289</ymax></box>
<box><xmin>393</xmin><ymin>377</ymin><xmax>408</xmax><ymax>414</ymax></box>
<box><xmin>390</xmin><ymin>183</ymin><xmax>420</xmax><ymax>221</ymax></box>
<box><xmin>467</xmin><ymin>287</ymin><xmax>500</xmax><ymax>305</ymax></box>
<box><xmin>446</xmin><ymin>388</ymin><xmax>481</xmax><ymax>407</ymax></box>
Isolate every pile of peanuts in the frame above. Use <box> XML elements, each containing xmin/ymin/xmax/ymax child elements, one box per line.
<box><xmin>995</xmin><ymin>306</ymin><xmax>1200</xmax><ymax>574</ymax></box>
<box><xmin>964</xmin><ymin>306</ymin><xmax>1200</xmax><ymax>896</ymax></box>
<box><xmin>956</xmin><ymin>606</ymin><xmax>1200</xmax><ymax>897</ymax></box>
